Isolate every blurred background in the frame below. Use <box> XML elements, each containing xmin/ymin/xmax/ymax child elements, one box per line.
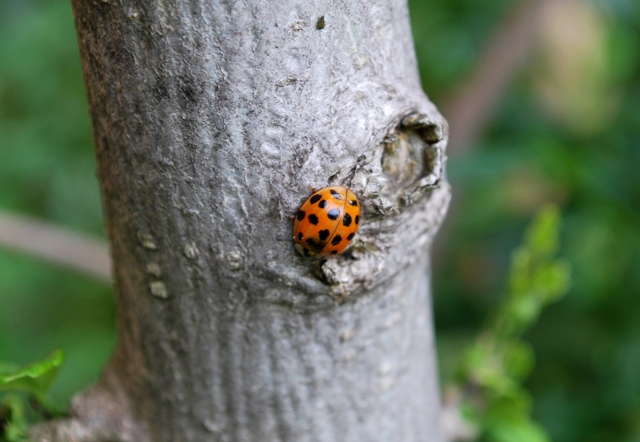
<box><xmin>0</xmin><ymin>0</ymin><xmax>639</xmax><ymax>440</ymax></box>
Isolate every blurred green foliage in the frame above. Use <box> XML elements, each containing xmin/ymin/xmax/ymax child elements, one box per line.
<box><xmin>455</xmin><ymin>205</ymin><xmax>570</xmax><ymax>442</ymax></box>
<box><xmin>1</xmin><ymin>395</ymin><xmax>27</xmax><ymax>442</ymax></box>
<box><xmin>0</xmin><ymin>0</ymin><xmax>639</xmax><ymax>440</ymax></box>
<box><xmin>0</xmin><ymin>350</ymin><xmax>65</xmax><ymax>441</ymax></box>
<box><xmin>0</xmin><ymin>349</ymin><xmax>64</xmax><ymax>404</ymax></box>
<box><xmin>0</xmin><ymin>0</ymin><xmax>116</xmax><ymax>426</ymax></box>
<box><xmin>409</xmin><ymin>0</ymin><xmax>640</xmax><ymax>440</ymax></box>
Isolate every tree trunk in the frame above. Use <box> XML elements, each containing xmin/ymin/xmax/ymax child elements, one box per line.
<box><xmin>32</xmin><ymin>0</ymin><xmax>450</xmax><ymax>440</ymax></box>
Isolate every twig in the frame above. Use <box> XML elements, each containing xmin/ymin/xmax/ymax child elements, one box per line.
<box><xmin>432</xmin><ymin>0</ymin><xmax>554</xmax><ymax>274</ymax></box>
<box><xmin>0</xmin><ymin>211</ymin><xmax>111</xmax><ymax>282</ymax></box>
<box><xmin>442</xmin><ymin>0</ymin><xmax>552</xmax><ymax>155</ymax></box>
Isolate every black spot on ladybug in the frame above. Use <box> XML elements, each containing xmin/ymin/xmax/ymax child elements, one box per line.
<box><xmin>297</xmin><ymin>232</ymin><xmax>303</xmax><ymax>241</ymax></box>
<box><xmin>319</xmin><ymin>229</ymin><xmax>330</xmax><ymax>241</ymax></box>
<box><xmin>306</xmin><ymin>238</ymin><xmax>317</xmax><ymax>246</ymax></box>
<box><xmin>330</xmin><ymin>250</ymin><xmax>338</xmax><ymax>255</ymax></box>
<box><xmin>349</xmin><ymin>200</ymin><xmax>358</xmax><ymax>206</ymax></box>
<box><xmin>308</xmin><ymin>214</ymin><xmax>319</xmax><ymax>225</ymax></box>
<box><xmin>331</xmin><ymin>235</ymin><xmax>342</xmax><ymax>246</ymax></box>
<box><xmin>355</xmin><ymin>215</ymin><xmax>360</xmax><ymax>225</ymax></box>
<box><xmin>297</xmin><ymin>210</ymin><xmax>305</xmax><ymax>221</ymax></box>
<box><xmin>330</xmin><ymin>189</ymin><xmax>341</xmax><ymax>200</ymax></box>
<box><xmin>342</xmin><ymin>213</ymin><xmax>352</xmax><ymax>227</ymax></box>
<box><xmin>318</xmin><ymin>199</ymin><xmax>327</xmax><ymax>208</ymax></box>
<box><xmin>310</xmin><ymin>194</ymin><xmax>322</xmax><ymax>204</ymax></box>
<box><xmin>347</xmin><ymin>233</ymin><xmax>355</xmax><ymax>241</ymax></box>
<box><xmin>327</xmin><ymin>209</ymin><xmax>340</xmax><ymax>220</ymax></box>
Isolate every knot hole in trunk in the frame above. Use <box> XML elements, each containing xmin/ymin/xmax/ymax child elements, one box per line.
<box><xmin>381</xmin><ymin>111</ymin><xmax>446</xmax><ymax>207</ymax></box>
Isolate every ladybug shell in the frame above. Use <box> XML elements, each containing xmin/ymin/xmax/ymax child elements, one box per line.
<box><xmin>292</xmin><ymin>186</ymin><xmax>361</xmax><ymax>257</ymax></box>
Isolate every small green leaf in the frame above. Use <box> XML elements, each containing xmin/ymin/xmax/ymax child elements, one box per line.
<box><xmin>511</xmin><ymin>296</ymin><xmax>542</xmax><ymax>328</ymax></box>
<box><xmin>485</xmin><ymin>419</ymin><xmax>550</xmax><ymax>442</ymax></box>
<box><xmin>532</xmin><ymin>261</ymin><xmax>572</xmax><ymax>303</ymax></box>
<box><xmin>503</xmin><ymin>341</ymin><xmax>535</xmax><ymax>381</ymax></box>
<box><xmin>0</xmin><ymin>394</ymin><xmax>28</xmax><ymax>442</ymax></box>
<box><xmin>0</xmin><ymin>349</ymin><xmax>64</xmax><ymax>396</ymax></box>
<box><xmin>524</xmin><ymin>204</ymin><xmax>561</xmax><ymax>258</ymax></box>
<box><xmin>509</xmin><ymin>248</ymin><xmax>532</xmax><ymax>296</ymax></box>
<box><xmin>485</xmin><ymin>393</ymin><xmax>533</xmax><ymax>422</ymax></box>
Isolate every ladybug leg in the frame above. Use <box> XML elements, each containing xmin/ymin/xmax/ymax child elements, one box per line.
<box><xmin>308</xmin><ymin>186</ymin><xmax>317</xmax><ymax>193</ymax></box>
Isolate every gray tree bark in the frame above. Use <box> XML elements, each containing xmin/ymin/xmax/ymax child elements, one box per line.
<box><xmin>32</xmin><ymin>0</ymin><xmax>450</xmax><ymax>440</ymax></box>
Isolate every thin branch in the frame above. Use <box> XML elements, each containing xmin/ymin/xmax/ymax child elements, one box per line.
<box><xmin>432</xmin><ymin>0</ymin><xmax>554</xmax><ymax>274</ymax></box>
<box><xmin>0</xmin><ymin>211</ymin><xmax>111</xmax><ymax>282</ymax></box>
<box><xmin>442</xmin><ymin>0</ymin><xmax>552</xmax><ymax>155</ymax></box>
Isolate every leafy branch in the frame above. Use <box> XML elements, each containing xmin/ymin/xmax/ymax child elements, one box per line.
<box><xmin>450</xmin><ymin>205</ymin><xmax>572</xmax><ymax>442</ymax></box>
<box><xmin>0</xmin><ymin>350</ymin><xmax>65</xmax><ymax>442</ymax></box>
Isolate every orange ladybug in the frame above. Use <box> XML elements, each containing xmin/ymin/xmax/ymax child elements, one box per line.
<box><xmin>292</xmin><ymin>186</ymin><xmax>361</xmax><ymax>257</ymax></box>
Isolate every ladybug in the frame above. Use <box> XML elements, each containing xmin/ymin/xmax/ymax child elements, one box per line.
<box><xmin>293</xmin><ymin>186</ymin><xmax>361</xmax><ymax>257</ymax></box>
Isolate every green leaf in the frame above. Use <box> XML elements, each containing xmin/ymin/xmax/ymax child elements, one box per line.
<box><xmin>531</xmin><ymin>261</ymin><xmax>572</xmax><ymax>304</ymax></box>
<box><xmin>0</xmin><ymin>349</ymin><xmax>64</xmax><ymax>396</ymax></box>
<box><xmin>485</xmin><ymin>419</ymin><xmax>551</xmax><ymax>442</ymax></box>
<box><xmin>502</xmin><ymin>341</ymin><xmax>535</xmax><ymax>381</ymax></box>
<box><xmin>485</xmin><ymin>393</ymin><xmax>533</xmax><ymax>423</ymax></box>
<box><xmin>524</xmin><ymin>204</ymin><xmax>561</xmax><ymax>258</ymax></box>
<box><xmin>509</xmin><ymin>248</ymin><xmax>532</xmax><ymax>297</ymax></box>
<box><xmin>0</xmin><ymin>394</ymin><xmax>28</xmax><ymax>442</ymax></box>
<box><xmin>483</xmin><ymin>394</ymin><xmax>551</xmax><ymax>442</ymax></box>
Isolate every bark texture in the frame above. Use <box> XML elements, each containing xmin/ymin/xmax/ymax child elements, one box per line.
<box><xmin>33</xmin><ymin>0</ymin><xmax>450</xmax><ymax>440</ymax></box>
